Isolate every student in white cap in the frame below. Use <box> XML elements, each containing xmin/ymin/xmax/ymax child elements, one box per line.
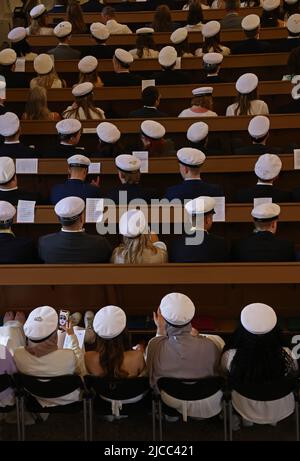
<box><xmin>138</xmin><ymin>119</ymin><xmax>175</xmax><ymax>156</ymax></box>
<box><xmin>85</xmin><ymin>22</ymin><xmax>113</xmax><ymax>60</ymax></box>
<box><xmin>63</xmin><ymin>82</ymin><xmax>105</xmax><ymax>120</ymax></box>
<box><xmin>30</xmin><ymin>53</ymin><xmax>66</xmax><ymax>90</ymax></box>
<box><xmin>26</xmin><ymin>4</ymin><xmax>54</xmax><ymax>36</ymax></box>
<box><xmin>106</xmin><ymin>48</ymin><xmax>142</xmax><ymax>87</ymax></box>
<box><xmin>282</xmin><ymin>0</ymin><xmax>300</xmax><ymax>24</ymax></box>
<box><xmin>47</xmin><ymin>21</ymin><xmax>81</xmax><ymax>60</ymax></box>
<box><xmin>147</xmin><ymin>292</ymin><xmax>224</xmax><ymax>420</ymax></box>
<box><xmin>277</xmin><ymin>13</ymin><xmax>300</xmax><ymax>51</ymax></box>
<box><xmin>108</xmin><ymin>154</ymin><xmax>158</xmax><ymax>204</ymax></box>
<box><xmin>39</xmin><ymin>196</ymin><xmax>112</xmax><ymax>263</ymax></box>
<box><xmin>234</xmin><ymin>115</ymin><xmax>282</xmax><ymax>155</ymax></box>
<box><xmin>221</xmin><ymin>302</ymin><xmax>298</xmax><ymax>427</ymax></box>
<box><xmin>50</xmin><ymin>154</ymin><xmax>102</xmax><ymax>204</ymax></box>
<box><xmin>232</xmin><ymin>14</ymin><xmax>272</xmax><ymax>54</ymax></box>
<box><xmin>111</xmin><ymin>209</ymin><xmax>167</xmax><ymax>264</ymax></box>
<box><xmin>95</xmin><ymin>121</ymin><xmax>123</xmax><ymax>157</ymax></box>
<box><xmin>170</xmin><ymin>27</ymin><xmax>193</xmax><ymax>58</ymax></box>
<box><xmin>195</xmin><ymin>21</ymin><xmax>231</xmax><ymax>57</ymax></box>
<box><xmin>0</xmin><ymin>48</ymin><xmax>28</xmax><ymax>89</ymax></box>
<box><xmin>8</xmin><ymin>27</ymin><xmax>37</xmax><ymax>61</ymax></box>
<box><xmin>153</xmin><ymin>46</ymin><xmax>190</xmax><ymax>85</ymax></box>
<box><xmin>261</xmin><ymin>0</ymin><xmax>284</xmax><ymax>28</ymax></box>
<box><xmin>165</xmin><ymin>147</ymin><xmax>224</xmax><ymax>201</ymax></box>
<box><xmin>77</xmin><ymin>56</ymin><xmax>103</xmax><ymax>88</ymax></box>
<box><xmin>128</xmin><ymin>86</ymin><xmax>169</xmax><ymax>119</ymax></box>
<box><xmin>236</xmin><ymin>153</ymin><xmax>291</xmax><ymax>202</ymax></box>
<box><xmin>226</xmin><ymin>73</ymin><xmax>269</xmax><ymax>116</ymax></box>
<box><xmin>102</xmin><ymin>6</ymin><xmax>133</xmax><ymax>34</ymax></box>
<box><xmin>231</xmin><ymin>202</ymin><xmax>296</xmax><ymax>261</ymax></box>
<box><xmin>129</xmin><ymin>28</ymin><xmax>159</xmax><ymax>60</ymax></box>
<box><xmin>179</xmin><ymin>87</ymin><xmax>218</xmax><ymax>117</ymax></box>
<box><xmin>187</xmin><ymin>121</ymin><xmax>221</xmax><ymax>155</ymax></box>
<box><xmin>201</xmin><ymin>52</ymin><xmax>224</xmax><ymax>84</ymax></box>
<box><xmin>170</xmin><ymin>196</ymin><xmax>229</xmax><ymax>263</ymax></box>
<box><xmin>0</xmin><ymin>112</ymin><xmax>38</xmax><ymax>159</ymax></box>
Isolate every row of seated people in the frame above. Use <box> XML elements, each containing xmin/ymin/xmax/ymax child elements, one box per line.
<box><xmin>0</xmin><ymin>297</ymin><xmax>298</xmax><ymax>427</ymax></box>
<box><xmin>0</xmin><ymin>194</ymin><xmax>297</xmax><ymax>263</ymax></box>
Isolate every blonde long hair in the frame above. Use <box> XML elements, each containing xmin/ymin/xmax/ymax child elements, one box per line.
<box><xmin>234</xmin><ymin>89</ymin><xmax>258</xmax><ymax>116</ymax></box>
<box><xmin>28</xmin><ymin>15</ymin><xmax>48</xmax><ymax>36</ymax></box>
<box><xmin>78</xmin><ymin>70</ymin><xmax>103</xmax><ymax>87</ymax></box>
<box><xmin>112</xmin><ymin>234</ymin><xmax>158</xmax><ymax>264</ymax></box>
<box><xmin>31</xmin><ymin>68</ymin><xmax>64</xmax><ymax>89</ymax></box>
<box><xmin>63</xmin><ymin>93</ymin><xmax>105</xmax><ymax>120</ymax></box>
<box><xmin>24</xmin><ymin>85</ymin><xmax>52</xmax><ymax>120</ymax></box>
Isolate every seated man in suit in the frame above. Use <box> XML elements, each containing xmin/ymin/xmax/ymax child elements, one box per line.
<box><xmin>152</xmin><ymin>46</ymin><xmax>190</xmax><ymax>85</ymax></box>
<box><xmin>231</xmin><ymin>202</ymin><xmax>296</xmax><ymax>261</ymax></box>
<box><xmin>0</xmin><ymin>112</ymin><xmax>37</xmax><ymax>158</ymax></box>
<box><xmin>276</xmin><ymin>14</ymin><xmax>300</xmax><ymax>52</ymax></box>
<box><xmin>234</xmin><ymin>115</ymin><xmax>282</xmax><ymax>155</ymax></box>
<box><xmin>104</xmin><ymin>48</ymin><xmax>142</xmax><ymax>86</ymax></box>
<box><xmin>170</xmin><ymin>196</ymin><xmax>229</xmax><ymax>262</ymax></box>
<box><xmin>47</xmin><ymin>119</ymin><xmax>86</xmax><ymax>158</ymax></box>
<box><xmin>0</xmin><ymin>201</ymin><xmax>38</xmax><ymax>264</ymax></box>
<box><xmin>39</xmin><ymin>196</ymin><xmax>112</xmax><ymax>263</ymax></box>
<box><xmin>165</xmin><ymin>147</ymin><xmax>224</xmax><ymax>201</ymax></box>
<box><xmin>129</xmin><ymin>86</ymin><xmax>168</xmax><ymax>118</ymax></box>
<box><xmin>0</xmin><ymin>157</ymin><xmax>43</xmax><ymax>205</ymax></box>
<box><xmin>107</xmin><ymin>154</ymin><xmax>157</xmax><ymax>204</ymax></box>
<box><xmin>236</xmin><ymin>153</ymin><xmax>290</xmax><ymax>203</ymax></box>
<box><xmin>47</xmin><ymin>21</ymin><xmax>81</xmax><ymax>60</ymax></box>
<box><xmin>187</xmin><ymin>121</ymin><xmax>222</xmax><ymax>155</ymax></box>
<box><xmin>84</xmin><ymin>22</ymin><xmax>114</xmax><ymax>59</ymax></box>
<box><xmin>0</xmin><ymin>48</ymin><xmax>29</xmax><ymax>89</ymax></box>
<box><xmin>232</xmin><ymin>14</ymin><xmax>272</xmax><ymax>54</ymax></box>
<box><xmin>50</xmin><ymin>154</ymin><xmax>103</xmax><ymax>204</ymax></box>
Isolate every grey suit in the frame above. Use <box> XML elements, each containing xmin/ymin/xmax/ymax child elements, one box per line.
<box><xmin>220</xmin><ymin>13</ymin><xmax>242</xmax><ymax>29</ymax></box>
<box><xmin>38</xmin><ymin>231</ymin><xmax>112</xmax><ymax>263</ymax></box>
<box><xmin>47</xmin><ymin>44</ymin><xmax>81</xmax><ymax>60</ymax></box>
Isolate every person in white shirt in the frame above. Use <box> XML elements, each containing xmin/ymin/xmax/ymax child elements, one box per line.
<box><xmin>101</xmin><ymin>6</ymin><xmax>132</xmax><ymax>35</ymax></box>
<box><xmin>63</xmin><ymin>82</ymin><xmax>105</xmax><ymax>120</ymax></box>
<box><xmin>195</xmin><ymin>20</ymin><xmax>231</xmax><ymax>56</ymax></box>
<box><xmin>179</xmin><ymin>87</ymin><xmax>218</xmax><ymax>117</ymax></box>
<box><xmin>26</xmin><ymin>4</ymin><xmax>54</xmax><ymax>36</ymax></box>
<box><xmin>30</xmin><ymin>54</ymin><xmax>66</xmax><ymax>90</ymax></box>
<box><xmin>129</xmin><ymin>28</ymin><xmax>159</xmax><ymax>59</ymax></box>
<box><xmin>226</xmin><ymin>73</ymin><xmax>269</xmax><ymax>116</ymax></box>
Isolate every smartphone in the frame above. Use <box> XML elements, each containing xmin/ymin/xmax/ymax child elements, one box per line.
<box><xmin>59</xmin><ymin>309</ymin><xmax>70</xmax><ymax>329</ymax></box>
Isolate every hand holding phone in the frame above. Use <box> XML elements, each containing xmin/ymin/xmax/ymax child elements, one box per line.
<box><xmin>59</xmin><ymin>309</ymin><xmax>70</xmax><ymax>330</ymax></box>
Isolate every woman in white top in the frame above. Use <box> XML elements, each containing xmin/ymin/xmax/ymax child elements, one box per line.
<box><xmin>30</xmin><ymin>54</ymin><xmax>66</xmax><ymax>89</ymax></box>
<box><xmin>111</xmin><ymin>209</ymin><xmax>168</xmax><ymax>264</ymax></box>
<box><xmin>221</xmin><ymin>303</ymin><xmax>298</xmax><ymax>426</ymax></box>
<box><xmin>226</xmin><ymin>73</ymin><xmax>269</xmax><ymax>116</ymax></box>
<box><xmin>26</xmin><ymin>4</ymin><xmax>54</xmax><ymax>36</ymax></box>
<box><xmin>129</xmin><ymin>28</ymin><xmax>159</xmax><ymax>60</ymax></box>
<box><xmin>77</xmin><ymin>56</ymin><xmax>103</xmax><ymax>88</ymax></box>
<box><xmin>179</xmin><ymin>86</ymin><xmax>218</xmax><ymax>117</ymax></box>
<box><xmin>185</xmin><ymin>0</ymin><xmax>204</xmax><ymax>31</ymax></box>
<box><xmin>195</xmin><ymin>20</ymin><xmax>231</xmax><ymax>57</ymax></box>
<box><xmin>63</xmin><ymin>82</ymin><xmax>105</xmax><ymax>120</ymax></box>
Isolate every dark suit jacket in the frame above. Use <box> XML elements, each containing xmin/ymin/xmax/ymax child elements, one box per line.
<box><xmin>165</xmin><ymin>179</ymin><xmax>224</xmax><ymax>201</ymax></box>
<box><xmin>0</xmin><ymin>70</ymin><xmax>29</xmax><ymax>88</ymax></box>
<box><xmin>232</xmin><ymin>39</ymin><xmax>272</xmax><ymax>54</ymax></box>
<box><xmin>203</xmin><ymin>75</ymin><xmax>224</xmax><ymax>84</ymax></box>
<box><xmin>236</xmin><ymin>184</ymin><xmax>291</xmax><ymax>203</ymax></box>
<box><xmin>0</xmin><ymin>189</ymin><xmax>43</xmax><ymax>205</ymax></box>
<box><xmin>234</xmin><ymin>143</ymin><xmax>283</xmax><ymax>155</ymax></box>
<box><xmin>291</xmin><ymin>187</ymin><xmax>300</xmax><ymax>202</ymax></box>
<box><xmin>107</xmin><ymin>183</ymin><xmax>158</xmax><ymax>204</ymax></box>
<box><xmin>38</xmin><ymin>231</ymin><xmax>112</xmax><ymax>263</ymax></box>
<box><xmin>128</xmin><ymin>107</ymin><xmax>168</xmax><ymax>118</ymax></box>
<box><xmin>51</xmin><ymin>179</ymin><xmax>102</xmax><ymax>204</ymax></box>
<box><xmin>170</xmin><ymin>231</ymin><xmax>229</xmax><ymax>262</ymax></box>
<box><xmin>81</xmin><ymin>0</ymin><xmax>103</xmax><ymax>11</ymax></box>
<box><xmin>152</xmin><ymin>70</ymin><xmax>190</xmax><ymax>85</ymax></box>
<box><xmin>220</xmin><ymin>13</ymin><xmax>242</xmax><ymax>29</ymax></box>
<box><xmin>277</xmin><ymin>99</ymin><xmax>300</xmax><ymax>114</ymax></box>
<box><xmin>0</xmin><ymin>233</ymin><xmax>38</xmax><ymax>264</ymax></box>
<box><xmin>83</xmin><ymin>44</ymin><xmax>115</xmax><ymax>59</ymax></box>
<box><xmin>45</xmin><ymin>144</ymin><xmax>86</xmax><ymax>159</ymax></box>
<box><xmin>104</xmin><ymin>73</ymin><xmax>142</xmax><ymax>87</ymax></box>
<box><xmin>231</xmin><ymin>231</ymin><xmax>296</xmax><ymax>262</ymax></box>
<box><xmin>47</xmin><ymin>45</ymin><xmax>81</xmax><ymax>60</ymax></box>
<box><xmin>0</xmin><ymin>142</ymin><xmax>37</xmax><ymax>159</ymax></box>
<box><xmin>276</xmin><ymin>38</ymin><xmax>300</xmax><ymax>52</ymax></box>
<box><xmin>0</xmin><ymin>104</ymin><xmax>6</xmax><ymax>115</ymax></box>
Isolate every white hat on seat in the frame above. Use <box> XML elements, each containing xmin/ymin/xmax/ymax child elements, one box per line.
<box><xmin>236</xmin><ymin>73</ymin><xmax>258</xmax><ymax>94</ymax></box>
<box><xmin>185</xmin><ymin>196</ymin><xmax>216</xmax><ymax>216</ymax></box>
<box><xmin>248</xmin><ymin>115</ymin><xmax>270</xmax><ymax>139</ymax></box>
<box><xmin>67</xmin><ymin>154</ymin><xmax>90</xmax><ymax>167</ymax></box>
<box><xmin>251</xmin><ymin>202</ymin><xmax>281</xmax><ymax>221</ymax></box>
<box><xmin>72</xmin><ymin>82</ymin><xmax>94</xmax><ymax>97</ymax></box>
<box><xmin>202</xmin><ymin>20</ymin><xmax>221</xmax><ymax>38</ymax></box>
<box><xmin>170</xmin><ymin>27</ymin><xmax>188</xmax><ymax>44</ymax></box>
<box><xmin>78</xmin><ymin>56</ymin><xmax>98</xmax><ymax>74</ymax></box>
<box><xmin>115</xmin><ymin>154</ymin><xmax>141</xmax><ymax>172</ymax></box>
<box><xmin>287</xmin><ymin>14</ymin><xmax>300</xmax><ymax>34</ymax></box>
<box><xmin>0</xmin><ymin>201</ymin><xmax>16</xmax><ymax>223</ymax></box>
<box><xmin>119</xmin><ymin>209</ymin><xmax>147</xmax><ymax>237</ymax></box>
<box><xmin>177</xmin><ymin>147</ymin><xmax>206</xmax><ymax>167</ymax></box>
<box><xmin>262</xmin><ymin>0</ymin><xmax>280</xmax><ymax>10</ymax></box>
<box><xmin>136</xmin><ymin>27</ymin><xmax>154</xmax><ymax>34</ymax></box>
<box><xmin>54</xmin><ymin>21</ymin><xmax>72</xmax><ymax>38</ymax></box>
<box><xmin>160</xmin><ymin>292</ymin><xmax>195</xmax><ymax>326</ymax></box>
<box><xmin>0</xmin><ymin>48</ymin><xmax>17</xmax><ymax>66</ymax></box>
<box><xmin>141</xmin><ymin>120</ymin><xmax>165</xmax><ymax>139</ymax></box>
<box><xmin>90</xmin><ymin>22</ymin><xmax>110</xmax><ymax>40</ymax></box>
<box><xmin>93</xmin><ymin>306</ymin><xmax>126</xmax><ymax>339</ymax></box>
<box><xmin>158</xmin><ymin>46</ymin><xmax>177</xmax><ymax>67</ymax></box>
<box><xmin>254</xmin><ymin>154</ymin><xmax>282</xmax><ymax>180</ymax></box>
<box><xmin>0</xmin><ymin>157</ymin><xmax>15</xmax><ymax>184</ymax></box>
<box><xmin>241</xmin><ymin>303</ymin><xmax>277</xmax><ymax>334</ymax></box>
<box><xmin>30</xmin><ymin>4</ymin><xmax>47</xmax><ymax>19</ymax></box>
<box><xmin>203</xmin><ymin>52</ymin><xmax>223</xmax><ymax>65</ymax></box>
<box><xmin>55</xmin><ymin>196</ymin><xmax>85</xmax><ymax>220</ymax></box>
<box><xmin>8</xmin><ymin>27</ymin><xmax>27</xmax><ymax>43</ymax></box>
<box><xmin>97</xmin><ymin>122</ymin><xmax>121</xmax><ymax>144</ymax></box>
<box><xmin>34</xmin><ymin>54</ymin><xmax>53</xmax><ymax>75</ymax></box>
<box><xmin>24</xmin><ymin>306</ymin><xmax>58</xmax><ymax>341</ymax></box>
<box><xmin>192</xmin><ymin>87</ymin><xmax>213</xmax><ymax>96</ymax></box>
<box><xmin>56</xmin><ymin>119</ymin><xmax>82</xmax><ymax>135</ymax></box>
<box><xmin>0</xmin><ymin>112</ymin><xmax>20</xmax><ymax>137</ymax></box>
<box><xmin>241</xmin><ymin>14</ymin><xmax>260</xmax><ymax>31</ymax></box>
<box><xmin>114</xmin><ymin>48</ymin><xmax>133</xmax><ymax>65</ymax></box>
<box><xmin>187</xmin><ymin>122</ymin><xmax>209</xmax><ymax>143</ymax></box>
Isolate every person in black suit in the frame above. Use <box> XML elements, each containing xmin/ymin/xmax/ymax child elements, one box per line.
<box><xmin>187</xmin><ymin>121</ymin><xmax>223</xmax><ymax>155</ymax></box>
<box><xmin>46</xmin><ymin>119</ymin><xmax>86</xmax><ymax>158</ymax></box>
<box><xmin>231</xmin><ymin>202</ymin><xmax>296</xmax><ymax>261</ymax></box>
<box><xmin>170</xmin><ymin>196</ymin><xmax>229</xmax><ymax>262</ymax></box>
<box><xmin>39</xmin><ymin>196</ymin><xmax>112</xmax><ymax>263</ymax></box>
<box><xmin>0</xmin><ymin>201</ymin><xmax>38</xmax><ymax>264</ymax></box>
<box><xmin>47</xmin><ymin>22</ymin><xmax>81</xmax><ymax>61</ymax></box>
<box><xmin>201</xmin><ymin>52</ymin><xmax>225</xmax><ymax>84</ymax></box>
<box><xmin>234</xmin><ymin>115</ymin><xmax>282</xmax><ymax>155</ymax></box>
<box><xmin>103</xmin><ymin>49</ymin><xmax>142</xmax><ymax>87</ymax></box>
<box><xmin>165</xmin><ymin>147</ymin><xmax>224</xmax><ymax>202</ymax></box>
<box><xmin>0</xmin><ymin>48</ymin><xmax>29</xmax><ymax>88</ymax></box>
<box><xmin>0</xmin><ymin>112</ymin><xmax>38</xmax><ymax>159</ymax></box>
<box><xmin>152</xmin><ymin>46</ymin><xmax>190</xmax><ymax>85</ymax></box>
<box><xmin>232</xmin><ymin>14</ymin><xmax>272</xmax><ymax>55</ymax></box>
<box><xmin>129</xmin><ymin>86</ymin><xmax>168</xmax><ymax>118</ymax></box>
<box><xmin>50</xmin><ymin>154</ymin><xmax>102</xmax><ymax>205</ymax></box>
<box><xmin>81</xmin><ymin>0</ymin><xmax>104</xmax><ymax>12</ymax></box>
<box><xmin>276</xmin><ymin>14</ymin><xmax>300</xmax><ymax>52</ymax></box>
<box><xmin>236</xmin><ymin>153</ymin><xmax>290</xmax><ymax>203</ymax></box>
<box><xmin>107</xmin><ymin>154</ymin><xmax>158</xmax><ymax>204</ymax></box>
<box><xmin>92</xmin><ymin>120</ymin><xmax>129</xmax><ymax>158</ymax></box>
<box><xmin>83</xmin><ymin>22</ymin><xmax>115</xmax><ymax>60</ymax></box>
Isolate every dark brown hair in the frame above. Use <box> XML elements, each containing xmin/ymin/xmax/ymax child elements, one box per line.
<box><xmin>96</xmin><ymin>329</ymin><xmax>129</xmax><ymax>378</ymax></box>
<box><xmin>67</xmin><ymin>1</ymin><xmax>86</xmax><ymax>34</ymax></box>
<box><xmin>151</xmin><ymin>5</ymin><xmax>173</xmax><ymax>32</ymax></box>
